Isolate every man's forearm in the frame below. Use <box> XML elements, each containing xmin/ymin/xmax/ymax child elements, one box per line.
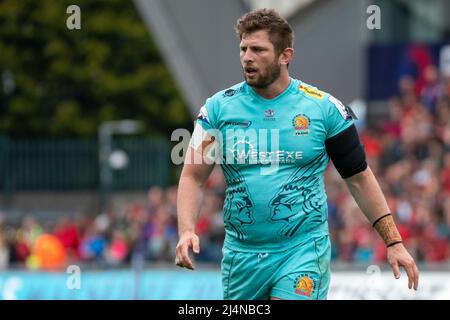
<box><xmin>177</xmin><ymin>174</ymin><xmax>204</xmax><ymax>235</ymax></box>
<box><xmin>344</xmin><ymin>166</ymin><xmax>402</xmax><ymax>246</ymax></box>
<box><xmin>344</xmin><ymin>166</ymin><xmax>390</xmax><ymax>222</ymax></box>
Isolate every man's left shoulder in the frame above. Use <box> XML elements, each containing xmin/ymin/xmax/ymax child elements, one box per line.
<box><xmin>297</xmin><ymin>81</ymin><xmax>328</xmax><ymax>101</ymax></box>
<box><xmin>297</xmin><ymin>81</ymin><xmax>355</xmax><ymax>120</ymax></box>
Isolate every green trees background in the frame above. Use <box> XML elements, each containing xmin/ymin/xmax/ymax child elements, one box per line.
<box><xmin>0</xmin><ymin>0</ymin><xmax>191</xmax><ymax>138</ymax></box>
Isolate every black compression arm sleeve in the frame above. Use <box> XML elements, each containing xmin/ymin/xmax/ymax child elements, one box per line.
<box><xmin>325</xmin><ymin>124</ymin><xmax>367</xmax><ymax>179</ymax></box>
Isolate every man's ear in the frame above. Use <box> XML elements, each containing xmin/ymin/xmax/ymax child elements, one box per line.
<box><xmin>279</xmin><ymin>48</ymin><xmax>294</xmax><ymax>66</ymax></box>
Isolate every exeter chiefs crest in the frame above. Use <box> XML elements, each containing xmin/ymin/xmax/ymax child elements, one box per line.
<box><xmin>294</xmin><ymin>274</ymin><xmax>316</xmax><ymax>297</ymax></box>
<box><xmin>292</xmin><ymin>114</ymin><xmax>310</xmax><ymax>136</ymax></box>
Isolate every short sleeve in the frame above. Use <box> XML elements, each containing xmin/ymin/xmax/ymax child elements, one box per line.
<box><xmin>325</xmin><ymin>95</ymin><xmax>354</xmax><ymax>139</ymax></box>
<box><xmin>189</xmin><ymin>97</ymin><xmax>221</xmax><ymax>162</ymax></box>
<box><xmin>195</xmin><ymin>97</ymin><xmax>218</xmax><ymax>131</ymax></box>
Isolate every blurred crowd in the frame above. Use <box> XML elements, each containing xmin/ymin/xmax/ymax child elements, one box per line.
<box><xmin>0</xmin><ymin>181</ymin><xmax>227</xmax><ymax>270</ymax></box>
<box><xmin>0</xmin><ymin>186</ymin><xmax>182</xmax><ymax>270</ymax></box>
<box><xmin>326</xmin><ymin>64</ymin><xmax>450</xmax><ymax>264</ymax></box>
<box><xmin>1</xmin><ymin>65</ymin><xmax>450</xmax><ymax>270</ymax></box>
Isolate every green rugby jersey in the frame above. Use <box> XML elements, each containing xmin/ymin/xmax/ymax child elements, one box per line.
<box><xmin>196</xmin><ymin>78</ymin><xmax>354</xmax><ymax>252</ymax></box>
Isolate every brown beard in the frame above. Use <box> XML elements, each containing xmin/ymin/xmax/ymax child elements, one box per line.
<box><xmin>243</xmin><ymin>59</ymin><xmax>281</xmax><ymax>89</ymax></box>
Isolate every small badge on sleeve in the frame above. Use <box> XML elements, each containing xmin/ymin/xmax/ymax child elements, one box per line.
<box><xmin>329</xmin><ymin>96</ymin><xmax>354</xmax><ymax>120</ymax></box>
<box><xmin>196</xmin><ymin>105</ymin><xmax>211</xmax><ymax>125</ymax></box>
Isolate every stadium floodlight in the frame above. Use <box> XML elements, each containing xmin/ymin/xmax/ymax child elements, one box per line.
<box><xmin>98</xmin><ymin>119</ymin><xmax>143</xmax><ymax>211</ymax></box>
<box><xmin>108</xmin><ymin>149</ymin><xmax>129</xmax><ymax>170</ymax></box>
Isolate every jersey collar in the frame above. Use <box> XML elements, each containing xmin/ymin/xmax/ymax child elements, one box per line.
<box><xmin>245</xmin><ymin>77</ymin><xmax>296</xmax><ymax>104</ymax></box>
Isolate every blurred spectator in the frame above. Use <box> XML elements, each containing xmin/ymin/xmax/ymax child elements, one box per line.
<box><xmin>146</xmin><ymin>186</ymin><xmax>165</xmax><ymax>217</ymax></box>
<box><xmin>54</xmin><ymin>216</ymin><xmax>81</xmax><ymax>262</ymax></box>
<box><xmin>145</xmin><ymin>205</ymin><xmax>177</xmax><ymax>261</ymax></box>
<box><xmin>27</xmin><ymin>234</ymin><xmax>66</xmax><ymax>271</ymax></box>
<box><xmin>381</xmin><ymin>97</ymin><xmax>402</xmax><ymax>140</ymax></box>
<box><xmin>421</xmin><ymin>65</ymin><xmax>441</xmax><ymax>114</ymax></box>
<box><xmin>19</xmin><ymin>215</ymin><xmax>43</xmax><ymax>251</ymax></box>
<box><xmin>0</xmin><ymin>232</ymin><xmax>8</xmax><ymax>269</ymax></box>
<box><xmin>79</xmin><ymin>224</ymin><xmax>108</xmax><ymax>262</ymax></box>
<box><xmin>105</xmin><ymin>229</ymin><xmax>128</xmax><ymax>266</ymax></box>
<box><xmin>0</xmin><ymin>212</ymin><xmax>9</xmax><ymax>269</ymax></box>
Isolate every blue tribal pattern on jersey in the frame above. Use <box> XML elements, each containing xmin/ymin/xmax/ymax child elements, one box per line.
<box><xmin>196</xmin><ymin>78</ymin><xmax>353</xmax><ymax>252</ymax></box>
<box><xmin>221</xmin><ymin>162</ymin><xmax>255</xmax><ymax>241</ymax></box>
<box><xmin>269</xmin><ymin>151</ymin><xmax>327</xmax><ymax>238</ymax></box>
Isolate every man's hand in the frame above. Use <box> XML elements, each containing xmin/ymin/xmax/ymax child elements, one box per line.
<box><xmin>175</xmin><ymin>231</ymin><xmax>200</xmax><ymax>270</ymax></box>
<box><xmin>387</xmin><ymin>243</ymin><xmax>419</xmax><ymax>290</ymax></box>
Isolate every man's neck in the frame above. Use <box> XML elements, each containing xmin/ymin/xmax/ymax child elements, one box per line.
<box><xmin>252</xmin><ymin>72</ymin><xmax>291</xmax><ymax>100</ymax></box>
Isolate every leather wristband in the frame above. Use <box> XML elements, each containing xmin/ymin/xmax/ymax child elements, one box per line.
<box><xmin>386</xmin><ymin>240</ymin><xmax>403</xmax><ymax>248</ymax></box>
<box><xmin>372</xmin><ymin>213</ymin><xmax>403</xmax><ymax>248</ymax></box>
<box><xmin>372</xmin><ymin>213</ymin><xmax>392</xmax><ymax>228</ymax></box>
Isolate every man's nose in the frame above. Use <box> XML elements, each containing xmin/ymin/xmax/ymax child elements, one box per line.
<box><xmin>242</xmin><ymin>50</ymin><xmax>254</xmax><ymax>63</ymax></box>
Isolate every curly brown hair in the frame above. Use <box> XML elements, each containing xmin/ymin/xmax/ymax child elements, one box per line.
<box><xmin>234</xmin><ymin>8</ymin><xmax>294</xmax><ymax>55</ymax></box>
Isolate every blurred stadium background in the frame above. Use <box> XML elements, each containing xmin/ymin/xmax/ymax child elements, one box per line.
<box><xmin>0</xmin><ymin>0</ymin><xmax>450</xmax><ymax>299</ymax></box>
